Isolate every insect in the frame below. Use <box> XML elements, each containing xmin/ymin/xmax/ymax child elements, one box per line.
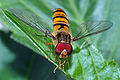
<box><xmin>8</xmin><ymin>8</ymin><xmax>113</xmax><ymax>73</ymax></box>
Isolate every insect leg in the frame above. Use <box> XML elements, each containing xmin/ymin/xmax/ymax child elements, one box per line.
<box><xmin>62</xmin><ymin>59</ymin><xmax>66</xmax><ymax>71</ymax></box>
<box><xmin>66</xmin><ymin>55</ymin><xmax>69</xmax><ymax>70</ymax></box>
<box><xmin>54</xmin><ymin>55</ymin><xmax>57</xmax><ymax>60</ymax></box>
<box><xmin>54</xmin><ymin>55</ymin><xmax>59</xmax><ymax>62</ymax></box>
<box><xmin>45</xmin><ymin>43</ymin><xmax>53</xmax><ymax>59</ymax></box>
<box><xmin>53</xmin><ymin>59</ymin><xmax>62</xmax><ymax>73</ymax></box>
<box><xmin>34</xmin><ymin>32</ymin><xmax>47</xmax><ymax>37</ymax></box>
<box><xmin>80</xmin><ymin>40</ymin><xmax>91</xmax><ymax>49</ymax></box>
<box><xmin>54</xmin><ymin>59</ymin><xmax>66</xmax><ymax>73</ymax></box>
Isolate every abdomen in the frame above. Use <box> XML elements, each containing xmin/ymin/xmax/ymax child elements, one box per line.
<box><xmin>53</xmin><ymin>8</ymin><xmax>69</xmax><ymax>33</ymax></box>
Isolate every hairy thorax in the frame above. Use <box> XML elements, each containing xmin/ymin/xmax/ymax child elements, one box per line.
<box><xmin>53</xmin><ymin>31</ymin><xmax>72</xmax><ymax>46</ymax></box>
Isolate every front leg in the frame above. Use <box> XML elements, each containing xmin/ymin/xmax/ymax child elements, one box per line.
<box><xmin>80</xmin><ymin>40</ymin><xmax>91</xmax><ymax>49</ymax></box>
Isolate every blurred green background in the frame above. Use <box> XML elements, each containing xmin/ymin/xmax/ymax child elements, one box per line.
<box><xmin>0</xmin><ymin>0</ymin><xmax>120</xmax><ymax>80</ymax></box>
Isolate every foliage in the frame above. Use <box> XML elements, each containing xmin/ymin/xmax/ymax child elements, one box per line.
<box><xmin>1</xmin><ymin>0</ymin><xmax>120</xmax><ymax>80</ymax></box>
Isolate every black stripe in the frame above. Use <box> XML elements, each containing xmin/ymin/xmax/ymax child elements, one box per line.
<box><xmin>55</xmin><ymin>21</ymin><xmax>67</xmax><ymax>23</ymax></box>
<box><xmin>53</xmin><ymin>23</ymin><xmax>69</xmax><ymax>27</ymax></box>
<box><xmin>53</xmin><ymin>16</ymin><xmax>68</xmax><ymax>21</ymax></box>
<box><xmin>58</xmin><ymin>25</ymin><xmax>64</xmax><ymax>30</ymax></box>
<box><xmin>53</xmin><ymin>23</ymin><xmax>69</xmax><ymax>30</ymax></box>
<box><xmin>54</xmin><ymin>10</ymin><xmax>65</xmax><ymax>14</ymax></box>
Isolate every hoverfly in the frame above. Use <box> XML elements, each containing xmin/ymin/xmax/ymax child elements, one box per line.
<box><xmin>8</xmin><ymin>8</ymin><xmax>113</xmax><ymax>73</ymax></box>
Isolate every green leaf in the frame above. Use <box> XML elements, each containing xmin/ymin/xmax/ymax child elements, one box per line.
<box><xmin>2</xmin><ymin>8</ymin><xmax>120</xmax><ymax>80</ymax></box>
<box><xmin>2</xmin><ymin>9</ymin><xmax>55</xmax><ymax>61</ymax></box>
<box><xmin>0</xmin><ymin>31</ymin><xmax>65</xmax><ymax>80</ymax></box>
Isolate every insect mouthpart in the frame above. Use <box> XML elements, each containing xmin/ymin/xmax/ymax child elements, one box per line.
<box><xmin>59</xmin><ymin>49</ymin><xmax>68</xmax><ymax>59</ymax></box>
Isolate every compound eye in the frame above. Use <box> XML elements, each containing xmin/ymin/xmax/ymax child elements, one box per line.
<box><xmin>55</xmin><ymin>43</ymin><xmax>64</xmax><ymax>55</ymax></box>
<box><xmin>65</xmin><ymin>44</ymin><xmax>72</xmax><ymax>55</ymax></box>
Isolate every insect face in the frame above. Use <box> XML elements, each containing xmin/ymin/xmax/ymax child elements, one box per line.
<box><xmin>55</xmin><ymin>42</ymin><xmax>72</xmax><ymax>58</ymax></box>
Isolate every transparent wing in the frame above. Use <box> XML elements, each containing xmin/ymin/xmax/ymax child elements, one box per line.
<box><xmin>8</xmin><ymin>8</ymin><xmax>54</xmax><ymax>38</ymax></box>
<box><xmin>73</xmin><ymin>21</ymin><xmax>113</xmax><ymax>41</ymax></box>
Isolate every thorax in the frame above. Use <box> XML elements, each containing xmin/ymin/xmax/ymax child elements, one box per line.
<box><xmin>52</xmin><ymin>31</ymin><xmax>72</xmax><ymax>46</ymax></box>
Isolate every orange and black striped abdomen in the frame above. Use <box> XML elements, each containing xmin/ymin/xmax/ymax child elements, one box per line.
<box><xmin>53</xmin><ymin>8</ymin><xmax>69</xmax><ymax>33</ymax></box>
